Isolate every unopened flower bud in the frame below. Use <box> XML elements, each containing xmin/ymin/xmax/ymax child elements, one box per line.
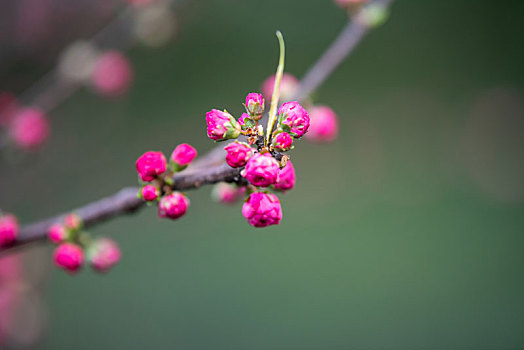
<box><xmin>277</xmin><ymin>102</ymin><xmax>310</xmax><ymax>138</ymax></box>
<box><xmin>64</xmin><ymin>213</ymin><xmax>82</xmax><ymax>231</ymax></box>
<box><xmin>48</xmin><ymin>224</ymin><xmax>67</xmax><ymax>244</ymax></box>
<box><xmin>245</xmin><ymin>93</ymin><xmax>265</xmax><ymax>119</ymax></box>
<box><xmin>306</xmin><ymin>105</ymin><xmax>339</xmax><ymax>142</ymax></box>
<box><xmin>224</xmin><ymin>142</ymin><xmax>253</xmax><ymax>168</ymax></box>
<box><xmin>274</xmin><ymin>161</ymin><xmax>296</xmax><ymax>191</ymax></box>
<box><xmin>91</xmin><ymin>51</ymin><xmax>133</xmax><ymax>97</ymax></box>
<box><xmin>158</xmin><ymin>192</ymin><xmax>189</xmax><ymax>220</ymax></box>
<box><xmin>206</xmin><ymin>109</ymin><xmax>241</xmax><ymax>141</ymax></box>
<box><xmin>357</xmin><ymin>2</ymin><xmax>389</xmax><ymax>28</ymax></box>
<box><xmin>53</xmin><ymin>243</ymin><xmax>84</xmax><ymax>273</ymax></box>
<box><xmin>238</xmin><ymin>113</ymin><xmax>248</xmax><ymax>128</ymax></box>
<box><xmin>212</xmin><ymin>182</ymin><xmax>245</xmax><ymax>204</ymax></box>
<box><xmin>88</xmin><ymin>238</ymin><xmax>121</xmax><ymax>273</ymax></box>
<box><xmin>272</xmin><ymin>132</ymin><xmax>293</xmax><ymax>152</ymax></box>
<box><xmin>58</xmin><ymin>40</ymin><xmax>98</xmax><ymax>83</ymax></box>
<box><xmin>242</xmin><ymin>153</ymin><xmax>280</xmax><ymax>187</ymax></box>
<box><xmin>141</xmin><ymin>184</ymin><xmax>159</xmax><ymax>202</ymax></box>
<box><xmin>242</xmin><ymin>192</ymin><xmax>282</xmax><ymax>228</ymax></box>
<box><xmin>261</xmin><ymin>73</ymin><xmax>299</xmax><ymax>102</ymax></box>
<box><xmin>0</xmin><ymin>214</ymin><xmax>18</xmax><ymax>247</ymax></box>
<box><xmin>136</xmin><ymin>151</ymin><xmax>167</xmax><ymax>182</ymax></box>
<box><xmin>9</xmin><ymin>108</ymin><xmax>50</xmax><ymax>149</ymax></box>
<box><xmin>171</xmin><ymin>143</ymin><xmax>197</xmax><ymax>169</ymax></box>
<box><xmin>334</xmin><ymin>0</ymin><xmax>369</xmax><ymax>13</ymax></box>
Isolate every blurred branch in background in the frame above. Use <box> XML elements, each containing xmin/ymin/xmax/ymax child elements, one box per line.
<box><xmin>18</xmin><ymin>0</ymin><xmax>182</xmax><ymax>112</ymax></box>
<box><xmin>0</xmin><ymin>0</ymin><xmax>183</xmax><ymax>151</ymax></box>
<box><xmin>0</xmin><ymin>0</ymin><xmax>395</xmax><ymax>254</ymax></box>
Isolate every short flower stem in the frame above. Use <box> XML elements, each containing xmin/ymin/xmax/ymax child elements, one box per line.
<box><xmin>265</xmin><ymin>31</ymin><xmax>285</xmax><ymax>146</ymax></box>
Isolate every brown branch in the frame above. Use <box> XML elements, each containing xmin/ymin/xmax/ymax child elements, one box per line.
<box><xmin>293</xmin><ymin>0</ymin><xmax>394</xmax><ymax>101</ymax></box>
<box><xmin>1</xmin><ymin>160</ymin><xmax>242</xmax><ymax>254</ymax></box>
<box><xmin>1</xmin><ymin>0</ymin><xmax>394</xmax><ymax>254</ymax></box>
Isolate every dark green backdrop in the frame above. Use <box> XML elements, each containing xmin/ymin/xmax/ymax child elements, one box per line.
<box><xmin>2</xmin><ymin>0</ymin><xmax>524</xmax><ymax>348</ymax></box>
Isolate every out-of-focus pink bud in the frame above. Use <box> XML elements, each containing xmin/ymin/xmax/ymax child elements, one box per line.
<box><xmin>0</xmin><ymin>214</ymin><xmax>18</xmax><ymax>247</ymax></box>
<box><xmin>242</xmin><ymin>192</ymin><xmax>282</xmax><ymax>228</ymax></box>
<box><xmin>274</xmin><ymin>161</ymin><xmax>296</xmax><ymax>192</ymax></box>
<box><xmin>242</xmin><ymin>153</ymin><xmax>280</xmax><ymax>187</ymax></box>
<box><xmin>158</xmin><ymin>192</ymin><xmax>189</xmax><ymax>220</ymax></box>
<box><xmin>224</xmin><ymin>142</ymin><xmax>253</xmax><ymax>168</ymax></box>
<box><xmin>261</xmin><ymin>73</ymin><xmax>299</xmax><ymax>102</ymax></box>
<box><xmin>171</xmin><ymin>143</ymin><xmax>197</xmax><ymax>168</ymax></box>
<box><xmin>47</xmin><ymin>224</ymin><xmax>67</xmax><ymax>244</ymax></box>
<box><xmin>245</xmin><ymin>93</ymin><xmax>265</xmax><ymax>119</ymax></box>
<box><xmin>88</xmin><ymin>238</ymin><xmax>121</xmax><ymax>273</ymax></box>
<box><xmin>64</xmin><ymin>213</ymin><xmax>82</xmax><ymax>231</ymax></box>
<box><xmin>9</xmin><ymin>108</ymin><xmax>50</xmax><ymax>149</ymax></box>
<box><xmin>272</xmin><ymin>132</ymin><xmax>293</xmax><ymax>152</ymax></box>
<box><xmin>206</xmin><ymin>109</ymin><xmax>241</xmax><ymax>141</ymax></box>
<box><xmin>53</xmin><ymin>243</ymin><xmax>84</xmax><ymax>273</ymax></box>
<box><xmin>277</xmin><ymin>101</ymin><xmax>310</xmax><ymax>138</ymax></box>
<box><xmin>91</xmin><ymin>51</ymin><xmax>133</xmax><ymax>97</ymax></box>
<box><xmin>140</xmin><ymin>184</ymin><xmax>159</xmax><ymax>202</ymax></box>
<box><xmin>136</xmin><ymin>151</ymin><xmax>167</xmax><ymax>182</ymax></box>
<box><xmin>212</xmin><ymin>182</ymin><xmax>245</xmax><ymax>204</ymax></box>
<box><xmin>306</xmin><ymin>106</ymin><xmax>339</xmax><ymax>142</ymax></box>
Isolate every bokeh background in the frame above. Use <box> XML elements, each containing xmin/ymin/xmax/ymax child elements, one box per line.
<box><xmin>1</xmin><ymin>0</ymin><xmax>524</xmax><ymax>348</ymax></box>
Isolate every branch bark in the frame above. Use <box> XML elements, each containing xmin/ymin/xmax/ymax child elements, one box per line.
<box><xmin>2</xmin><ymin>161</ymin><xmax>242</xmax><ymax>254</ymax></box>
<box><xmin>1</xmin><ymin>0</ymin><xmax>394</xmax><ymax>254</ymax></box>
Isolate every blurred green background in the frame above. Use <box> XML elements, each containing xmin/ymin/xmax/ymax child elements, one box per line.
<box><xmin>1</xmin><ymin>0</ymin><xmax>524</xmax><ymax>348</ymax></box>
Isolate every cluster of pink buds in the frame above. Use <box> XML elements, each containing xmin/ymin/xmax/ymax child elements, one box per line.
<box><xmin>261</xmin><ymin>73</ymin><xmax>339</xmax><ymax>143</ymax></box>
<box><xmin>135</xmin><ymin>143</ymin><xmax>196</xmax><ymax>220</ymax></box>
<box><xmin>47</xmin><ymin>213</ymin><xmax>121</xmax><ymax>274</ymax></box>
<box><xmin>206</xmin><ymin>88</ymin><xmax>308</xmax><ymax>227</ymax></box>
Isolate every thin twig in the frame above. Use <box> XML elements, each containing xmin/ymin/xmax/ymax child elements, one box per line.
<box><xmin>293</xmin><ymin>0</ymin><xmax>394</xmax><ymax>101</ymax></box>
<box><xmin>2</xmin><ymin>160</ymin><xmax>242</xmax><ymax>254</ymax></box>
<box><xmin>1</xmin><ymin>0</ymin><xmax>394</xmax><ymax>253</ymax></box>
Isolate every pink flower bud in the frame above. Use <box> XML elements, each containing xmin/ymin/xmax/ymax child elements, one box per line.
<box><xmin>212</xmin><ymin>182</ymin><xmax>245</xmax><ymax>204</ymax></box>
<box><xmin>274</xmin><ymin>161</ymin><xmax>296</xmax><ymax>191</ymax></box>
<box><xmin>261</xmin><ymin>73</ymin><xmax>299</xmax><ymax>102</ymax></box>
<box><xmin>141</xmin><ymin>184</ymin><xmax>159</xmax><ymax>201</ymax></box>
<box><xmin>158</xmin><ymin>192</ymin><xmax>189</xmax><ymax>220</ymax></box>
<box><xmin>334</xmin><ymin>0</ymin><xmax>368</xmax><ymax>9</ymax></box>
<box><xmin>277</xmin><ymin>101</ymin><xmax>310</xmax><ymax>138</ymax></box>
<box><xmin>242</xmin><ymin>192</ymin><xmax>282</xmax><ymax>227</ymax></box>
<box><xmin>306</xmin><ymin>106</ymin><xmax>339</xmax><ymax>142</ymax></box>
<box><xmin>0</xmin><ymin>214</ymin><xmax>18</xmax><ymax>247</ymax></box>
<box><xmin>53</xmin><ymin>243</ymin><xmax>84</xmax><ymax>273</ymax></box>
<box><xmin>245</xmin><ymin>93</ymin><xmax>265</xmax><ymax>118</ymax></box>
<box><xmin>47</xmin><ymin>224</ymin><xmax>67</xmax><ymax>244</ymax></box>
<box><xmin>206</xmin><ymin>109</ymin><xmax>241</xmax><ymax>141</ymax></box>
<box><xmin>135</xmin><ymin>151</ymin><xmax>167</xmax><ymax>182</ymax></box>
<box><xmin>91</xmin><ymin>51</ymin><xmax>133</xmax><ymax>97</ymax></box>
<box><xmin>88</xmin><ymin>238</ymin><xmax>121</xmax><ymax>273</ymax></box>
<box><xmin>238</xmin><ymin>113</ymin><xmax>248</xmax><ymax>128</ymax></box>
<box><xmin>171</xmin><ymin>143</ymin><xmax>197</xmax><ymax>167</ymax></box>
<box><xmin>9</xmin><ymin>107</ymin><xmax>50</xmax><ymax>149</ymax></box>
<box><xmin>224</xmin><ymin>142</ymin><xmax>253</xmax><ymax>168</ymax></box>
<box><xmin>242</xmin><ymin>153</ymin><xmax>280</xmax><ymax>187</ymax></box>
<box><xmin>64</xmin><ymin>213</ymin><xmax>82</xmax><ymax>231</ymax></box>
<box><xmin>272</xmin><ymin>132</ymin><xmax>293</xmax><ymax>152</ymax></box>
